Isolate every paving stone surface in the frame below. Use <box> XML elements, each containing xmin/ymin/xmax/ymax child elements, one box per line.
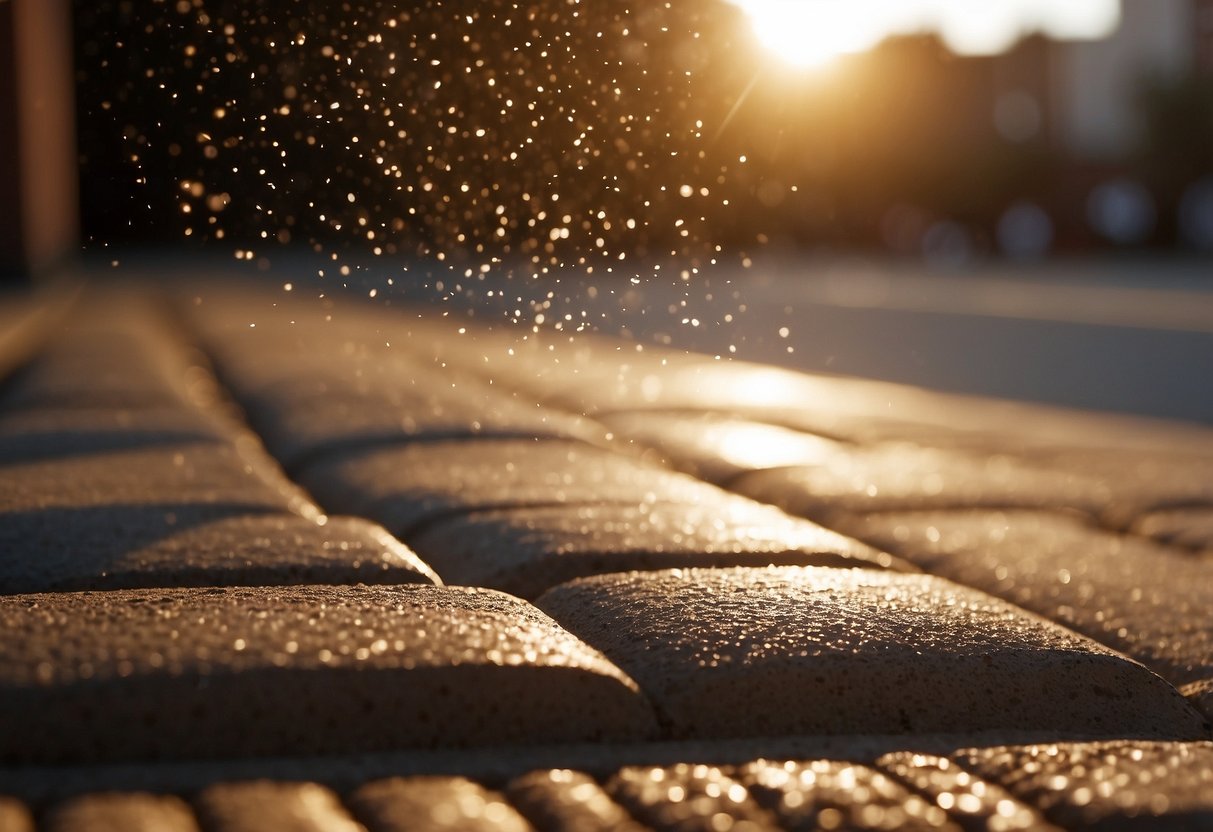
<box><xmin>537</xmin><ymin>566</ymin><xmax>1207</xmax><ymax>740</ymax></box>
<box><xmin>41</xmin><ymin>793</ymin><xmax>200</xmax><ymax>832</ymax></box>
<box><xmin>954</xmin><ymin>741</ymin><xmax>1213</xmax><ymax>830</ymax></box>
<box><xmin>506</xmin><ymin>769</ymin><xmax>650</xmax><ymax>832</ymax></box>
<box><xmin>186</xmin><ymin>298</ymin><xmax>597</xmax><ymax>470</ymax></box>
<box><xmin>5</xmin><ymin>283</ymin><xmax>1213</xmax><ymax>830</ymax></box>
<box><xmin>413</xmin><ymin>501</ymin><xmax>900</xmax><ymax>598</ymax></box>
<box><xmin>875</xmin><ymin>752</ymin><xmax>1058</xmax><ymax>831</ymax></box>
<box><xmin>194</xmin><ymin>781</ymin><xmax>364</xmax><ymax>832</ymax></box>
<box><xmin>349</xmin><ymin>777</ymin><xmax>534</xmax><ymax>832</ymax></box>
<box><xmin>729</xmin><ymin>444</ymin><xmax>1111</xmax><ymax>526</ymax></box>
<box><xmin>298</xmin><ymin>437</ymin><xmax>738</xmax><ymax>534</ymax></box>
<box><xmin>738</xmin><ymin>758</ymin><xmax>960</xmax><ymax>831</ymax></box>
<box><xmin>606</xmin><ymin>763</ymin><xmax>778</xmax><ymax>831</ymax></box>
<box><xmin>840</xmin><ymin>510</ymin><xmax>1213</xmax><ymax>690</ymax></box>
<box><xmin>0</xmin><ymin>585</ymin><xmax>656</xmax><ymax>763</ymax></box>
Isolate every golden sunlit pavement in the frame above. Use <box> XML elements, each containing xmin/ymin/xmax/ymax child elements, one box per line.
<box><xmin>0</xmin><ymin>280</ymin><xmax>1210</xmax><ymax>830</ymax></box>
<box><xmin>3</xmin><ymin>0</ymin><xmax>1213</xmax><ymax>827</ymax></box>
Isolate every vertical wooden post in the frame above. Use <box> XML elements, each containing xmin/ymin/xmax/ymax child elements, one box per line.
<box><xmin>0</xmin><ymin>0</ymin><xmax>78</xmax><ymax>280</ymax></box>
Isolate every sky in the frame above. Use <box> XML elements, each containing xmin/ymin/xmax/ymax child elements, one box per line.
<box><xmin>731</xmin><ymin>0</ymin><xmax>1123</xmax><ymax>67</ymax></box>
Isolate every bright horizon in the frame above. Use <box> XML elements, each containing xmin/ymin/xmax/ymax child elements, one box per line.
<box><xmin>732</xmin><ymin>0</ymin><xmax>1123</xmax><ymax>68</ymax></box>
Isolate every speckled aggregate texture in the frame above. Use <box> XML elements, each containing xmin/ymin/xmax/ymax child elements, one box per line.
<box><xmin>730</xmin><ymin>444</ymin><xmax>1110</xmax><ymax>526</ymax></box>
<box><xmin>0</xmin><ymin>306</ymin><xmax>437</xmax><ymax>593</ymax></box>
<box><xmin>841</xmin><ymin>510</ymin><xmax>1213</xmax><ymax>689</ymax></box>
<box><xmin>186</xmin><ymin>298</ymin><xmax>596</xmax><ymax>470</ymax></box>
<box><xmin>0</xmin><ymin>585</ymin><xmax>656</xmax><ymax>763</ymax></box>
<box><xmin>537</xmin><ymin>567</ymin><xmax>1208</xmax><ymax>740</ymax></box>
<box><xmin>954</xmin><ymin>741</ymin><xmax>1213</xmax><ymax>830</ymax></box>
<box><xmin>875</xmin><ymin>752</ymin><xmax>1059</xmax><ymax>831</ymax></box>
<box><xmin>413</xmin><ymin>501</ymin><xmax>899</xmax><ymax>598</ymax></box>
<box><xmin>349</xmin><ymin>777</ymin><xmax>533</xmax><ymax>832</ymax></box>
<box><xmin>41</xmin><ymin>793</ymin><xmax>200</xmax><ymax>832</ymax></box>
<box><xmin>506</xmin><ymin>770</ymin><xmax>649</xmax><ymax>832</ymax></box>
<box><xmin>738</xmin><ymin>759</ymin><xmax>960</xmax><ymax>831</ymax></box>
<box><xmin>607</xmin><ymin>763</ymin><xmax>778</xmax><ymax>831</ymax></box>
<box><xmin>194</xmin><ymin>781</ymin><xmax>365</xmax><ymax>832</ymax></box>
<box><xmin>298</xmin><ymin>438</ymin><xmax>737</xmax><ymax>535</ymax></box>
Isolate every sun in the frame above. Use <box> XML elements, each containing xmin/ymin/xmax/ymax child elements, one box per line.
<box><xmin>736</xmin><ymin>0</ymin><xmax>887</xmax><ymax>69</ymax></box>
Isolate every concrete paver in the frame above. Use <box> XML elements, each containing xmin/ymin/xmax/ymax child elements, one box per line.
<box><xmin>537</xmin><ymin>567</ymin><xmax>1207</xmax><ymax>740</ymax></box>
<box><xmin>730</xmin><ymin>444</ymin><xmax>1110</xmax><ymax>527</ymax></box>
<box><xmin>194</xmin><ymin>781</ymin><xmax>365</xmax><ymax>832</ymax></box>
<box><xmin>839</xmin><ymin>510</ymin><xmax>1213</xmax><ymax>690</ymax></box>
<box><xmin>506</xmin><ymin>770</ymin><xmax>649</xmax><ymax>832</ymax></box>
<box><xmin>738</xmin><ymin>758</ymin><xmax>959</xmax><ymax>831</ymax></box>
<box><xmin>413</xmin><ymin>501</ymin><xmax>900</xmax><ymax>598</ymax></box>
<box><xmin>0</xmin><ymin>797</ymin><xmax>34</xmax><ymax>832</ymax></box>
<box><xmin>606</xmin><ymin>763</ymin><xmax>778</xmax><ymax>831</ymax></box>
<box><xmin>0</xmin><ymin>585</ymin><xmax>656</xmax><ymax>763</ymax></box>
<box><xmin>954</xmin><ymin>741</ymin><xmax>1213</xmax><ymax>830</ymax></box>
<box><xmin>349</xmin><ymin>777</ymin><xmax>534</xmax><ymax>832</ymax></box>
<box><xmin>298</xmin><ymin>437</ymin><xmax>738</xmax><ymax>535</ymax></box>
<box><xmin>42</xmin><ymin>793</ymin><xmax>200</xmax><ymax>832</ymax></box>
<box><xmin>874</xmin><ymin>752</ymin><xmax>1059</xmax><ymax>832</ymax></box>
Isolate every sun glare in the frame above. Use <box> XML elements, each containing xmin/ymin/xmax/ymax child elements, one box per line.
<box><xmin>734</xmin><ymin>0</ymin><xmax>1122</xmax><ymax>67</ymax></box>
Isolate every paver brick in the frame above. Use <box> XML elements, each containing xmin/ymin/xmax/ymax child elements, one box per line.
<box><xmin>738</xmin><ymin>758</ymin><xmax>959</xmax><ymax>831</ymax></box>
<box><xmin>506</xmin><ymin>770</ymin><xmax>649</xmax><ymax>832</ymax></box>
<box><xmin>606</xmin><ymin>763</ymin><xmax>777</xmax><ymax>831</ymax></box>
<box><xmin>598</xmin><ymin>412</ymin><xmax>849</xmax><ymax>484</ymax></box>
<box><xmin>874</xmin><ymin>752</ymin><xmax>1059</xmax><ymax>832</ymax></box>
<box><xmin>537</xmin><ymin>566</ymin><xmax>1208</xmax><ymax>741</ymax></box>
<box><xmin>0</xmin><ymin>585</ymin><xmax>656</xmax><ymax>763</ymax></box>
<box><xmin>298</xmin><ymin>438</ymin><xmax>736</xmax><ymax>534</ymax></box>
<box><xmin>42</xmin><ymin>793</ymin><xmax>200</xmax><ymax>832</ymax></box>
<box><xmin>412</xmin><ymin>501</ymin><xmax>900</xmax><ymax>598</ymax></box>
<box><xmin>349</xmin><ymin>777</ymin><xmax>534</xmax><ymax>832</ymax></box>
<box><xmin>0</xmin><ymin>797</ymin><xmax>33</xmax><ymax>832</ymax></box>
<box><xmin>954</xmin><ymin>741</ymin><xmax>1213</xmax><ymax>830</ymax></box>
<box><xmin>730</xmin><ymin>444</ymin><xmax>1109</xmax><ymax>526</ymax></box>
<box><xmin>839</xmin><ymin>510</ymin><xmax>1213</xmax><ymax>689</ymax></box>
<box><xmin>194</xmin><ymin>781</ymin><xmax>365</xmax><ymax>832</ymax></box>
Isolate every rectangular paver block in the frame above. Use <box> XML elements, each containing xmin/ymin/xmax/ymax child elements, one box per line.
<box><xmin>606</xmin><ymin>763</ymin><xmax>778</xmax><ymax>831</ymax></box>
<box><xmin>954</xmin><ymin>741</ymin><xmax>1213</xmax><ymax>830</ymax></box>
<box><xmin>412</xmin><ymin>500</ymin><xmax>901</xmax><ymax>599</ymax></box>
<box><xmin>194</xmin><ymin>781</ymin><xmax>364</xmax><ymax>832</ymax></box>
<box><xmin>298</xmin><ymin>438</ymin><xmax>744</xmax><ymax>535</ymax></box>
<box><xmin>840</xmin><ymin>510</ymin><xmax>1213</xmax><ymax>689</ymax></box>
<box><xmin>42</xmin><ymin>793</ymin><xmax>200</xmax><ymax>832</ymax></box>
<box><xmin>0</xmin><ymin>585</ymin><xmax>656</xmax><ymax>763</ymax></box>
<box><xmin>874</xmin><ymin>752</ymin><xmax>1059</xmax><ymax>831</ymax></box>
<box><xmin>506</xmin><ymin>770</ymin><xmax>649</xmax><ymax>832</ymax></box>
<box><xmin>536</xmin><ymin>566</ymin><xmax>1209</xmax><ymax>741</ymax></box>
<box><xmin>738</xmin><ymin>759</ymin><xmax>961</xmax><ymax>831</ymax></box>
<box><xmin>350</xmin><ymin>777</ymin><xmax>534</xmax><ymax>832</ymax></box>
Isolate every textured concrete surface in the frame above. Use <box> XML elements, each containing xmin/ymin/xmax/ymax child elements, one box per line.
<box><xmin>194</xmin><ymin>781</ymin><xmax>364</xmax><ymax>832</ymax></box>
<box><xmin>840</xmin><ymin>510</ymin><xmax>1213</xmax><ymax>690</ymax></box>
<box><xmin>299</xmin><ymin>437</ymin><xmax>746</xmax><ymax>534</ymax></box>
<box><xmin>3</xmin><ymin>282</ymin><xmax>1213</xmax><ymax>829</ymax></box>
<box><xmin>537</xmin><ymin>566</ymin><xmax>1208</xmax><ymax>740</ymax></box>
<box><xmin>413</xmin><ymin>499</ymin><xmax>901</xmax><ymax>598</ymax></box>
<box><xmin>0</xmin><ymin>585</ymin><xmax>656</xmax><ymax>763</ymax></box>
<box><xmin>349</xmin><ymin>777</ymin><xmax>533</xmax><ymax>832</ymax></box>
